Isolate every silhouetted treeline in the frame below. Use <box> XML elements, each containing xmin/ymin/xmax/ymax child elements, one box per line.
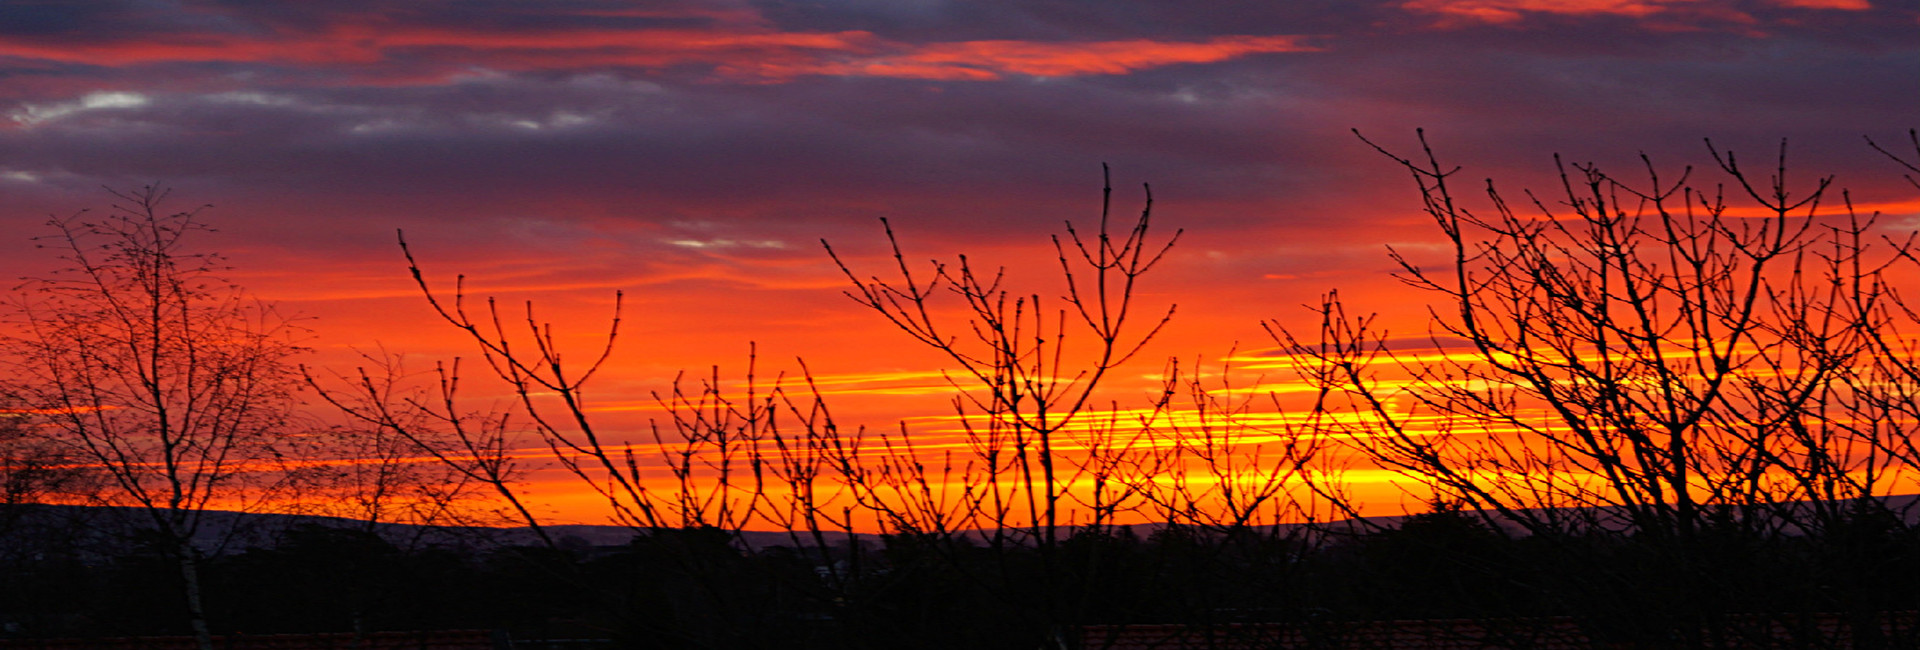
<box><xmin>4</xmin><ymin>502</ymin><xmax>1919</xmax><ymax>648</ymax></box>
<box><xmin>11</xmin><ymin>136</ymin><xmax>1920</xmax><ymax>649</ymax></box>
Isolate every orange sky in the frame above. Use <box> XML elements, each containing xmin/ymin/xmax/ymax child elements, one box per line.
<box><xmin>0</xmin><ymin>0</ymin><xmax>1915</xmax><ymax>529</ymax></box>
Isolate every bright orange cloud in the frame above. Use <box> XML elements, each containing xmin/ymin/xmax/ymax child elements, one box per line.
<box><xmin>1402</xmin><ymin>0</ymin><xmax>1683</xmax><ymax>23</ymax></box>
<box><xmin>784</xmin><ymin>35</ymin><xmax>1319</xmax><ymax>81</ymax></box>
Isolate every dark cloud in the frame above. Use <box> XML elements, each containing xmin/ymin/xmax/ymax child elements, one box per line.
<box><xmin>0</xmin><ymin>0</ymin><xmax>1910</xmax><ymax>293</ymax></box>
<box><xmin>0</xmin><ymin>2</ymin><xmax>110</xmax><ymax>37</ymax></box>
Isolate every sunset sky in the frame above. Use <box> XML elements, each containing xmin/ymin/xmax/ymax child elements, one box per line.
<box><xmin>1</xmin><ymin>0</ymin><xmax>1916</xmax><ymax>523</ymax></box>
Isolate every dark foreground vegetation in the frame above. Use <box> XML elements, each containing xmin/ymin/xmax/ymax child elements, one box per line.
<box><xmin>7</xmin><ymin>131</ymin><xmax>1920</xmax><ymax>649</ymax></box>
<box><xmin>3</xmin><ymin>500</ymin><xmax>1919</xmax><ymax>649</ymax></box>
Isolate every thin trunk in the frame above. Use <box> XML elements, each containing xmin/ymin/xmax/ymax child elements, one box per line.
<box><xmin>177</xmin><ymin>540</ymin><xmax>214</xmax><ymax>650</ymax></box>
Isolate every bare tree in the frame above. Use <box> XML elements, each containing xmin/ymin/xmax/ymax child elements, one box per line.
<box><xmin>821</xmin><ymin>165</ymin><xmax>1181</xmax><ymax>548</ymax></box>
<box><xmin>0</xmin><ymin>412</ymin><xmax>85</xmax><ymax>516</ymax></box>
<box><xmin>1123</xmin><ymin>353</ymin><xmax>1324</xmax><ymax>532</ymax></box>
<box><xmin>299</xmin><ymin>351</ymin><xmax>517</xmax><ymax>534</ymax></box>
<box><xmin>1270</xmin><ymin>131</ymin><xmax>1920</xmax><ymax>644</ymax></box>
<box><xmin>2</xmin><ymin>187</ymin><xmax>304</xmax><ymax>650</ymax></box>
<box><xmin>360</xmin><ymin>167</ymin><xmax>1190</xmax><ymax>550</ymax></box>
<box><xmin>1280</xmin><ymin>131</ymin><xmax>1918</xmax><ymax>532</ymax></box>
<box><xmin>336</xmin><ymin>233</ymin><xmax>789</xmax><ymax>540</ymax></box>
<box><xmin>342</xmin><ymin>168</ymin><xmax>1352</xmax><ymax>647</ymax></box>
<box><xmin>817</xmin><ymin>167</ymin><xmax>1207</xmax><ymax>645</ymax></box>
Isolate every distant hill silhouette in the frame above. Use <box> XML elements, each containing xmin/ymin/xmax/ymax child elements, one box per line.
<box><xmin>0</xmin><ymin>503</ymin><xmax>855</xmax><ymax>556</ymax></box>
<box><xmin>8</xmin><ymin>494</ymin><xmax>1917</xmax><ymax>558</ymax></box>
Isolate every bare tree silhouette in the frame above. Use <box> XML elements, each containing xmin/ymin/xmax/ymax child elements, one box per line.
<box><xmin>317</xmin><ymin>168</ymin><xmax>1343</xmax><ymax>647</ymax></box>
<box><xmin>1271</xmin><ymin>130</ymin><xmax>1920</xmax><ymax>645</ymax></box>
<box><xmin>2</xmin><ymin>187</ymin><xmax>305</xmax><ymax>650</ymax></box>
<box><xmin>820</xmin><ymin>165</ymin><xmax>1181</xmax><ymax>546</ymax></box>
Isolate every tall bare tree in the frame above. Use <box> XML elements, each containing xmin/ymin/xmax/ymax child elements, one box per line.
<box><xmin>1280</xmin><ymin>131</ymin><xmax>1918</xmax><ymax>533</ymax></box>
<box><xmin>822</xmin><ymin>165</ymin><xmax>1182</xmax><ymax>548</ymax></box>
<box><xmin>1271</xmin><ymin>131</ymin><xmax>1920</xmax><ymax>644</ymax></box>
<box><xmin>3</xmin><ymin>187</ymin><xmax>304</xmax><ymax>650</ymax></box>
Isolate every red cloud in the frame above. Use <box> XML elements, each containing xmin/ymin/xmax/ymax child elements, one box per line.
<box><xmin>1398</xmin><ymin>0</ymin><xmax>1870</xmax><ymax>27</ymax></box>
<box><xmin>0</xmin><ymin>18</ymin><xmax>1314</xmax><ymax>84</ymax></box>
<box><xmin>767</xmin><ymin>35</ymin><xmax>1319</xmax><ymax>81</ymax></box>
<box><xmin>1402</xmin><ymin>0</ymin><xmax>1680</xmax><ymax>23</ymax></box>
